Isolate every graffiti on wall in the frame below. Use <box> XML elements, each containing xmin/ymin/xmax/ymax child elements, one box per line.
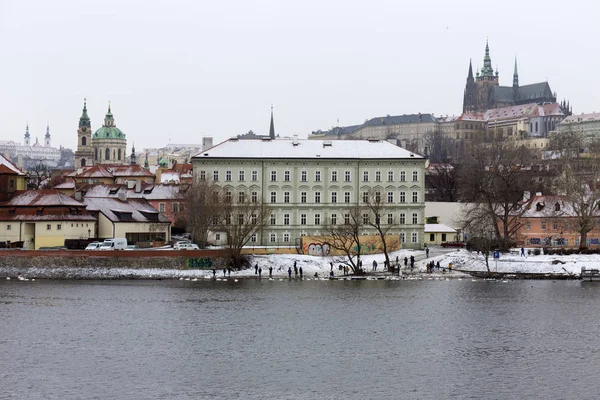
<box><xmin>187</xmin><ymin>257</ymin><xmax>213</xmax><ymax>269</ymax></box>
<box><xmin>307</xmin><ymin>243</ymin><xmax>330</xmax><ymax>256</ymax></box>
<box><xmin>301</xmin><ymin>235</ymin><xmax>400</xmax><ymax>256</ymax></box>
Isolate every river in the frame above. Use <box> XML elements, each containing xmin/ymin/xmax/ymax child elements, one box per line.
<box><xmin>1</xmin><ymin>278</ymin><xmax>598</xmax><ymax>399</ymax></box>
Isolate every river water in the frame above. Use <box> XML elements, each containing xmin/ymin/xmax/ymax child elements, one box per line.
<box><xmin>1</xmin><ymin>278</ymin><xmax>599</xmax><ymax>400</ymax></box>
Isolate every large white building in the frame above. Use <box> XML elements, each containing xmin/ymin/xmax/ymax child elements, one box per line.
<box><xmin>191</xmin><ymin>137</ymin><xmax>426</xmax><ymax>249</ymax></box>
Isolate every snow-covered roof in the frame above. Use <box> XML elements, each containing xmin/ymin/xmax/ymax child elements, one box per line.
<box><xmin>80</xmin><ymin>183</ymin><xmax>188</xmax><ymax>200</ymax></box>
<box><xmin>83</xmin><ymin>197</ymin><xmax>170</xmax><ymax>223</ymax></box>
<box><xmin>68</xmin><ymin>164</ymin><xmax>154</xmax><ymax>179</ymax></box>
<box><xmin>424</xmin><ymin>223</ymin><xmax>456</xmax><ymax>233</ymax></box>
<box><xmin>0</xmin><ymin>154</ymin><xmax>26</xmax><ymax>175</ymax></box>
<box><xmin>193</xmin><ymin>138</ymin><xmax>423</xmax><ymax>160</ymax></box>
<box><xmin>4</xmin><ymin>190</ymin><xmax>85</xmax><ymax>207</ymax></box>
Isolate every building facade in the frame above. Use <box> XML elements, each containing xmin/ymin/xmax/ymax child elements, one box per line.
<box><xmin>192</xmin><ymin>138</ymin><xmax>426</xmax><ymax>249</ymax></box>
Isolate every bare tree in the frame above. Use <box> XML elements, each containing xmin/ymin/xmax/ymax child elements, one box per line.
<box><xmin>210</xmin><ymin>188</ymin><xmax>271</xmax><ymax>267</ymax></box>
<box><xmin>458</xmin><ymin>137</ymin><xmax>535</xmax><ymax>251</ymax></box>
<box><xmin>184</xmin><ymin>178</ymin><xmax>222</xmax><ymax>248</ymax></box>
<box><xmin>362</xmin><ymin>189</ymin><xmax>393</xmax><ymax>271</ymax></box>
<box><xmin>27</xmin><ymin>163</ymin><xmax>50</xmax><ymax>189</ymax></box>
<box><xmin>322</xmin><ymin>205</ymin><xmax>364</xmax><ymax>274</ymax></box>
<box><xmin>425</xmin><ymin>163</ymin><xmax>459</xmax><ymax>202</ymax></box>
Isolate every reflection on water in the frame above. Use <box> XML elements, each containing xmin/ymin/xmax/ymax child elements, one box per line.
<box><xmin>0</xmin><ymin>279</ymin><xmax>598</xmax><ymax>400</ymax></box>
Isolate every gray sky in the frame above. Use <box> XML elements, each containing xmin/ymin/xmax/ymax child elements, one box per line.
<box><xmin>0</xmin><ymin>0</ymin><xmax>598</xmax><ymax>151</ymax></box>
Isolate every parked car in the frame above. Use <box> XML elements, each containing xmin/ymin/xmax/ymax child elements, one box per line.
<box><xmin>124</xmin><ymin>245</ymin><xmax>140</xmax><ymax>251</ymax></box>
<box><xmin>441</xmin><ymin>241</ymin><xmax>466</xmax><ymax>248</ymax></box>
<box><xmin>99</xmin><ymin>238</ymin><xmax>128</xmax><ymax>250</ymax></box>
<box><xmin>85</xmin><ymin>242</ymin><xmax>102</xmax><ymax>250</ymax></box>
<box><xmin>173</xmin><ymin>243</ymin><xmax>200</xmax><ymax>250</ymax></box>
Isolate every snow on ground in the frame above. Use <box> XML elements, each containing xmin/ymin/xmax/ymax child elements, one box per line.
<box><xmin>0</xmin><ymin>247</ymin><xmax>596</xmax><ymax>280</ymax></box>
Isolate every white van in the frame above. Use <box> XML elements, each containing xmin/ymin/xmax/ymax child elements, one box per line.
<box><xmin>99</xmin><ymin>238</ymin><xmax>128</xmax><ymax>250</ymax></box>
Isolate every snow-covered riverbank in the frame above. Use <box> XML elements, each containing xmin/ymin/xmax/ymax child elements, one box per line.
<box><xmin>0</xmin><ymin>247</ymin><xmax>595</xmax><ymax>280</ymax></box>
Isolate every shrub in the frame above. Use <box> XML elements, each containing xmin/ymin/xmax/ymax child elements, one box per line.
<box><xmin>533</xmin><ymin>248</ymin><xmax>541</xmax><ymax>255</ymax></box>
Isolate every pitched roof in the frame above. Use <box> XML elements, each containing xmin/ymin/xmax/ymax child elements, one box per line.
<box><xmin>83</xmin><ymin>197</ymin><xmax>170</xmax><ymax>223</ymax></box>
<box><xmin>0</xmin><ymin>154</ymin><xmax>26</xmax><ymax>176</ymax></box>
<box><xmin>193</xmin><ymin>138</ymin><xmax>424</xmax><ymax>160</ymax></box>
<box><xmin>3</xmin><ymin>190</ymin><xmax>85</xmax><ymax>207</ymax></box>
<box><xmin>68</xmin><ymin>164</ymin><xmax>154</xmax><ymax>179</ymax></box>
<box><xmin>561</xmin><ymin>112</ymin><xmax>600</xmax><ymax>124</ymax></box>
<box><xmin>363</xmin><ymin>113</ymin><xmax>437</xmax><ymax>126</ymax></box>
<box><xmin>80</xmin><ymin>183</ymin><xmax>188</xmax><ymax>201</ymax></box>
<box><xmin>424</xmin><ymin>223</ymin><xmax>456</xmax><ymax>233</ymax></box>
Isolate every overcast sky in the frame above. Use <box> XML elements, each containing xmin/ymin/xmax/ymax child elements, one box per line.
<box><xmin>0</xmin><ymin>0</ymin><xmax>598</xmax><ymax>151</ymax></box>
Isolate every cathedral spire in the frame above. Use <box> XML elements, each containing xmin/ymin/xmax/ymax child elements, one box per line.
<box><xmin>480</xmin><ymin>38</ymin><xmax>494</xmax><ymax>77</ymax></box>
<box><xmin>269</xmin><ymin>105</ymin><xmax>275</xmax><ymax>139</ymax></box>
<box><xmin>130</xmin><ymin>142</ymin><xmax>137</xmax><ymax>165</ymax></box>
<box><xmin>513</xmin><ymin>57</ymin><xmax>519</xmax><ymax>88</ymax></box>
<box><xmin>467</xmin><ymin>59</ymin><xmax>474</xmax><ymax>80</ymax></box>
<box><xmin>79</xmin><ymin>98</ymin><xmax>91</xmax><ymax>128</ymax></box>
<box><xmin>25</xmin><ymin>124</ymin><xmax>30</xmax><ymax>138</ymax></box>
<box><xmin>45</xmin><ymin>123</ymin><xmax>50</xmax><ymax>138</ymax></box>
<box><xmin>104</xmin><ymin>102</ymin><xmax>115</xmax><ymax>127</ymax></box>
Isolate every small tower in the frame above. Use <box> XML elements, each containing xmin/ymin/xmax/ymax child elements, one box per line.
<box><xmin>513</xmin><ymin>57</ymin><xmax>519</xmax><ymax>88</ymax></box>
<box><xmin>45</xmin><ymin>124</ymin><xmax>51</xmax><ymax>147</ymax></box>
<box><xmin>24</xmin><ymin>124</ymin><xmax>30</xmax><ymax>146</ymax></box>
<box><xmin>474</xmin><ymin>39</ymin><xmax>500</xmax><ymax>111</ymax></box>
<box><xmin>144</xmin><ymin>152</ymin><xmax>149</xmax><ymax>170</ymax></box>
<box><xmin>462</xmin><ymin>59</ymin><xmax>477</xmax><ymax>113</ymax></box>
<box><xmin>74</xmin><ymin>98</ymin><xmax>94</xmax><ymax>168</ymax></box>
<box><xmin>130</xmin><ymin>142</ymin><xmax>137</xmax><ymax>165</ymax></box>
<box><xmin>269</xmin><ymin>106</ymin><xmax>275</xmax><ymax>139</ymax></box>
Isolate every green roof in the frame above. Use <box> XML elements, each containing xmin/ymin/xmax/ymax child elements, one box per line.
<box><xmin>93</xmin><ymin>126</ymin><xmax>125</xmax><ymax>139</ymax></box>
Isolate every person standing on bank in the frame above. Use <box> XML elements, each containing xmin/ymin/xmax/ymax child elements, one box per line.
<box><xmin>255</xmin><ymin>263</ymin><xmax>258</xmax><ymax>274</ymax></box>
<box><xmin>269</xmin><ymin>266</ymin><xmax>273</xmax><ymax>278</ymax></box>
<box><xmin>426</xmin><ymin>247</ymin><xmax>430</xmax><ymax>258</ymax></box>
<box><xmin>299</xmin><ymin>267</ymin><xmax>303</xmax><ymax>279</ymax></box>
<box><xmin>288</xmin><ymin>267</ymin><xmax>292</xmax><ymax>278</ymax></box>
<box><xmin>258</xmin><ymin>267</ymin><xmax>262</xmax><ymax>279</ymax></box>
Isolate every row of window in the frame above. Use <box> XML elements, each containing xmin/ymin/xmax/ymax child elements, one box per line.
<box><xmin>249</xmin><ymin>232</ymin><xmax>420</xmax><ymax>244</ymax></box>
<box><xmin>222</xmin><ymin>212</ymin><xmax>420</xmax><ymax>226</ymax></box>
<box><xmin>223</xmin><ymin>190</ymin><xmax>421</xmax><ymax>204</ymax></box>
<box><xmin>5</xmin><ymin>223</ymin><xmax>91</xmax><ymax>231</ymax></box>
<box><xmin>200</xmin><ymin>169</ymin><xmax>420</xmax><ymax>183</ymax></box>
<box><xmin>157</xmin><ymin>202</ymin><xmax>184</xmax><ymax>213</ymax></box>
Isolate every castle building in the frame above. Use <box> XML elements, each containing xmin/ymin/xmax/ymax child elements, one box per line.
<box><xmin>74</xmin><ymin>100</ymin><xmax>127</xmax><ymax>168</ymax></box>
<box><xmin>0</xmin><ymin>124</ymin><xmax>61</xmax><ymax>165</ymax></box>
<box><xmin>463</xmin><ymin>40</ymin><xmax>557</xmax><ymax>113</ymax></box>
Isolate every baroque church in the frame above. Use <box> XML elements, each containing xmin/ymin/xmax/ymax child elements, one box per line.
<box><xmin>74</xmin><ymin>100</ymin><xmax>128</xmax><ymax>168</ymax></box>
<box><xmin>462</xmin><ymin>40</ymin><xmax>558</xmax><ymax>113</ymax></box>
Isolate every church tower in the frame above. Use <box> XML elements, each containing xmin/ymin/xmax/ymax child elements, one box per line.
<box><xmin>269</xmin><ymin>106</ymin><xmax>275</xmax><ymax>139</ymax></box>
<box><xmin>24</xmin><ymin>124</ymin><xmax>30</xmax><ymax>146</ymax></box>
<box><xmin>74</xmin><ymin>99</ymin><xmax>94</xmax><ymax>168</ymax></box>
<box><xmin>45</xmin><ymin>124</ymin><xmax>51</xmax><ymax>147</ymax></box>
<box><xmin>462</xmin><ymin>60</ymin><xmax>477</xmax><ymax>113</ymax></box>
<box><xmin>91</xmin><ymin>103</ymin><xmax>127</xmax><ymax>165</ymax></box>
<box><xmin>474</xmin><ymin>39</ymin><xmax>500</xmax><ymax>111</ymax></box>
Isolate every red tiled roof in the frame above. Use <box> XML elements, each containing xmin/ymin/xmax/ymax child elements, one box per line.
<box><xmin>3</xmin><ymin>190</ymin><xmax>85</xmax><ymax>207</ymax></box>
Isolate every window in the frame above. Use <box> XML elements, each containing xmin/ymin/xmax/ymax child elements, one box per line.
<box><xmin>226</xmin><ymin>214</ymin><xmax>231</xmax><ymax>225</ymax></box>
<box><xmin>226</xmin><ymin>170</ymin><xmax>232</xmax><ymax>181</ymax></box>
<box><xmin>315</xmin><ymin>192</ymin><xmax>321</xmax><ymax>203</ymax></box>
<box><xmin>6</xmin><ymin>225</ymin><xmax>11</xmax><ymax>231</ymax></box>
<box><xmin>250</xmin><ymin>233</ymin><xmax>257</xmax><ymax>243</ymax></box>
<box><xmin>270</xmin><ymin>214</ymin><xmax>276</xmax><ymax>225</ymax></box>
<box><xmin>314</xmin><ymin>214</ymin><xmax>321</xmax><ymax>225</ymax></box>
<box><xmin>47</xmin><ymin>224</ymin><xmax>51</xmax><ymax>230</ymax></box>
<box><xmin>553</xmin><ymin>222</ymin><xmax>559</xmax><ymax>230</ymax></box>
<box><xmin>239</xmin><ymin>171</ymin><xmax>245</xmax><ymax>181</ymax></box>
<box><xmin>363</xmin><ymin>192</ymin><xmax>369</xmax><ymax>203</ymax></box>
<box><xmin>541</xmin><ymin>221</ymin><xmax>546</xmax><ymax>230</ymax></box>
<box><xmin>301</xmin><ymin>171</ymin><xmax>307</xmax><ymax>182</ymax></box>
<box><xmin>387</xmin><ymin>214</ymin><xmax>393</xmax><ymax>224</ymax></box>
<box><xmin>375</xmin><ymin>191</ymin><xmax>381</xmax><ymax>203</ymax></box>
<box><xmin>363</xmin><ymin>171</ymin><xmax>369</xmax><ymax>182</ymax></box>
<box><xmin>526</xmin><ymin>222</ymin><xmax>531</xmax><ymax>230</ymax></box>
<box><xmin>212</xmin><ymin>216</ymin><xmax>218</xmax><ymax>225</ymax></box>
<box><xmin>315</xmin><ymin>171</ymin><xmax>321</xmax><ymax>182</ymax></box>
<box><xmin>251</xmin><ymin>214</ymin><xmax>257</xmax><ymax>224</ymax></box>
<box><xmin>331</xmin><ymin>171</ymin><xmax>338</xmax><ymax>182</ymax></box>
<box><xmin>412</xmin><ymin>213</ymin><xmax>418</xmax><ymax>224</ymax></box>
<box><xmin>555</xmin><ymin>203</ymin><xmax>561</xmax><ymax>211</ymax></box>
<box><xmin>252</xmin><ymin>170</ymin><xmax>258</xmax><ymax>181</ymax></box>
<box><xmin>430</xmin><ymin>233</ymin><xmax>435</xmax><ymax>241</ymax></box>
<box><xmin>213</xmin><ymin>171</ymin><xmax>219</xmax><ymax>181</ymax></box>
<box><xmin>251</xmin><ymin>191</ymin><xmax>258</xmax><ymax>203</ymax></box>
<box><xmin>271</xmin><ymin>171</ymin><xmax>277</xmax><ymax>181</ymax></box>
<box><xmin>284</xmin><ymin>192</ymin><xmax>290</xmax><ymax>203</ymax></box>
<box><xmin>375</xmin><ymin>213</ymin><xmax>380</xmax><ymax>225</ymax></box>
<box><xmin>238</xmin><ymin>214</ymin><xmax>244</xmax><ymax>225</ymax></box>
<box><xmin>344</xmin><ymin>214</ymin><xmax>350</xmax><ymax>225</ymax></box>
<box><xmin>301</xmin><ymin>214</ymin><xmax>307</xmax><ymax>225</ymax></box>
<box><xmin>284</xmin><ymin>214</ymin><xmax>290</xmax><ymax>225</ymax></box>
<box><xmin>159</xmin><ymin>203</ymin><xmax>166</xmax><ymax>212</ymax></box>
<box><xmin>270</xmin><ymin>233</ymin><xmax>276</xmax><ymax>243</ymax></box>
<box><xmin>331</xmin><ymin>192</ymin><xmax>337</xmax><ymax>203</ymax></box>
<box><xmin>57</xmin><ymin>224</ymin><xmax>62</xmax><ymax>230</ymax></box>
<box><xmin>400</xmin><ymin>192</ymin><xmax>406</xmax><ymax>203</ymax></box>
<box><xmin>442</xmin><ymin>233</ymin><xmax>447</xmax><ymax>242</ymax></box>
<box><xmin>284</xmin><ymin>170</ymin><xmax>290</xmax><ymax>182</ymax></box>
<box><xmin>400</xmin><ymin>213</ymin><xmax>406</xmax><ymax>224</ymax></box>
<box><xmin>200</xmin><ymin>170</ymin><xmax>206</xmax><ymax>181</ymax></box>
<box><xmin>387</xmin><ymin>192</ymin><xmax>394</xmax><ymax>203</ymax></box>
<box><xmin>331</xmin><ymin>214</ymin><xmax>337</xmax><ymax>225</ymax></box>
<box><xmin>216</xmin><ymin>233</ymin><xmax>221</xmax><ymax>241</ymax></box>
<box><xmin>375</xmin><ymin>171</ymin><xmax>381</xmax><ymax>182</ymax></box>
<box><xmin>388</xmin><ymin>171</ymin><xmax>394</xmax><ymax>181</ymax></box>
<box><xmin>238</xmin><ymin>192</ymin><xmax>245</xmax><ymax>203</ymax></box>
<box><xmin>362</xmin><ymin>213</ymin><xmax>369</xmax><ymax>224</ymax></box>
<box><xmin>225</xmin><ymin>191</ymin><xmax>232</xmax><ymax>203</ymax></box>
<box><xmin>344</xmin><ymin>171</ymin><xmax>351</xmax><ymax>182</ymax></box>
<box><xmin>301</xmin><ymin>192</ymin><xmax>307</xmax><ymax>203</ymax></box>
<box><xmin>412</xmin><ymin>191</ymin><xmax>418</xmax><ymax>203</ymax></box>
<box><xmin>400</xmin><ymin>233</ymin><xmax>406</xmax><ymax>243</ymax></box>
<box><xmin>412</xmin><ymin>233</ymin><xmax>418</xmax><ymax>243</ymax></box>
<box><xmin>344</xmin><ymin>192</ymin><xmax>350</xmax><ymax>203</ymax></box>
<box><xmin>412</xmin><ymin>171</ymin><xmax>418</xmax><ymax>182</ymax></box>
<box><xmin>400</xmin><ymin>171</ymin><xmax>406</xmax><ymax>182</ymax></box>
<box><xmin>270</xmin><ymin>192</ymin><xmax>277</xmax><ymax>203</ymax></box>
<box><xmin>283</xmin><ymin>233</ymin><xmax>290</xmax><ymax>243</ymax></box>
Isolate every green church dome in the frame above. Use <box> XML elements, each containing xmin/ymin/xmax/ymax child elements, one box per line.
<box><xmin>93</xmin><ymin>104</ymin><xmax>126</xmax><ymax>139</ymax></box>
<box><xmin>158</xmin><ymin>156</ymin><xmax>169</xmax><ymax>167</ymax></box>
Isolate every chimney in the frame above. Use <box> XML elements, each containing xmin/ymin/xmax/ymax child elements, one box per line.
<box><xmin>74</xmin><ymin>192</ymin><xmax>82</xmax><ymax>201</ymax></box>
<box><xmin>135</xmin><ymin>180</ymin><xmax>142</xmax><ymax>193</ymax></box>
<box><xmin>118</xmin><ymin>192</ymin><xmax>127</xmax><ymax>202</ymax></box>
<box><xmin>522</xmin><ymin>191</ymin><xmax>531</xmax><ymax>202</ymax></box>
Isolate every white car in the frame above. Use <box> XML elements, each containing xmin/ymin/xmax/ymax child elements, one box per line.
<box><xmin>85</xmin><ymin>242</ymin><xmax>102</xmax><ymax>250</ymax></box>
<box><xmin>173</xmin><ymin>243</ymin><xmax>200</xmax><ymax>250</ymax></box>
